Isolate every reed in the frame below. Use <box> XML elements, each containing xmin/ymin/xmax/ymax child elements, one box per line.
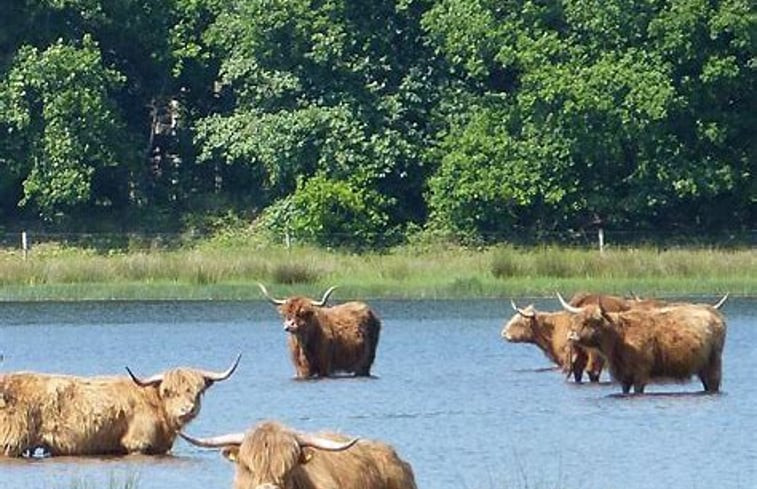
<box><xmin>65</xmin><ymin>473</ymin><xmax>139</xmax><ymax>489</ymax></box>
<box><xmin>0</xmin><ymin>240</ymin><xmax>753</xmax><ymax>300</ymax></box>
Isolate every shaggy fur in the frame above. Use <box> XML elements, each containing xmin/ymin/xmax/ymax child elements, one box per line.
<box><xmin>568</xmin><ymin>292</ymin><xmax>667</xmax><ymax>311</ymax></box>
<box><xmin>276</xmin><ymin>298</ymin><xmax>381</xmax><ymax>378</ymax></box>
<box><xmin>198</xmin><ymin>421</ymin><xmax>417</xmax><ymax>489</ymax></box>
<box><xmin>567</xmin><ymin>304</ymin><xmax>726</xmax><ymax>394</ymax></box>
<box><xmin>0</xmin><ymin>367</ymin><xmax>225</xmax><ymax>457</ymax></box>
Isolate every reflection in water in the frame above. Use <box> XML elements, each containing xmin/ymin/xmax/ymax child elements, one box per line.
<box><xmin>0</xmin><ymin>298</ymin><xmax>755</xmax><ymax>489</ymax></box>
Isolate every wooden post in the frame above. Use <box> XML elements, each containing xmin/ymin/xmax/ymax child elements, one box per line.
<box><xmin>21</xmin><ymin>231</ymin><xmax>28</xmax><ymax>260</ymax></box>
<box><xmin>598</xmin><ymin>227</ymin><xmax>605</xmax><ymax>254</ymax></box>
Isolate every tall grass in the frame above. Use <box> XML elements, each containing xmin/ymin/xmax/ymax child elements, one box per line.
<box><xmin>0</xmin><ymin>240</ymin><xmax>754</xmax><ymax>300</ymax></box>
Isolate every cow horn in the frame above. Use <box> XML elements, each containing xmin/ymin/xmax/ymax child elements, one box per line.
<box><xmin>510</xmin><ymin>300</ymin><xmax>535</xmax><ymax>318</ymax></box>
<box><xmin>310</xmin><ymin>286</ymin><xmax>338</xmax><ymax>307</ymax></box>
<box><xmin>180</xmin><ymin>431</ymin><xmax>244</xmax><ymax>448</ymax></box>
<box><xmin>712</xmin><ymin>293</ymin><xmax>729</xmax><ymax>310</ymax></box>
<box><xmin>556</xmin><ymin>292</ymin><xmax>584</xmax><ymax>314</ymax></box>
<box><xmin>629</xmin><ymin>290</ymin><xmax>641</xmax><ymax>301</ymax></box>
<box><xmin>125</xmin><ymin>367</ymin><xmax>163</xmax><ymax>387</ymax></box>
<box><xmin>295</xmin><ymin>432</ymin><xmax>359</xmax><ymax>451</ymax></box>
<box><xmin>200</xmin><ymin>353</ymin><xmax>242</xmax><ymax>383</ymax></box>
<box><xmin>258</xmin><ymin>283</ymin><xmax>286</xmax><ymax>305</ymax></box>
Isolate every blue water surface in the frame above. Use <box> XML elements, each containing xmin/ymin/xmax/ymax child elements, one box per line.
<box><xmin>0</xmin><ymin>298</ymin><xmax>755</xmax><ymax>489</ymax></box>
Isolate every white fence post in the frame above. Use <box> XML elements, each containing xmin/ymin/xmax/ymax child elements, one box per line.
<box><xmin>21</xmin><ymin>231</ymin><xmax>28</xmax><ymax>260</ymax></box>
<box><xmin>598</xmin><ymin>227</ymin><xmax>605</xmax><ymax>254</ymax></box>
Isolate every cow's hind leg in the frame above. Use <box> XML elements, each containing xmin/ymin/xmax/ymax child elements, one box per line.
<box><xmin>699</xmin><ymin>353</ymin><xmax>722</xmax><ymax>393</ymax></box>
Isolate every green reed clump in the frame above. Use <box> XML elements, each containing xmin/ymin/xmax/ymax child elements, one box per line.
<box><xmin>271</xmin><ymin>262</ymin><xmax>322</xmax><ymax>284</ymax></box>
<box><xmin>491</xmin><ymin>246</ymin><xmax>521</xmax><ymax>278</ymax></box>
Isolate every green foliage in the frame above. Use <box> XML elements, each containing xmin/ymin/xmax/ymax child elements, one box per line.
<box><xmin>0</xmin><ymin>0</ymin><xmax>752</xmax><ymax>243</ymax></box>
<box><xmin>423</xmin><ymin>0</ymin><xmax>754</xmax><ymax>240</ymax></box>
<box><xmin>0</xmin><ymin>35</ymin><xmax>136</xmax><ymax>219</ymax></box>
<box><xmin>261</xmin><ymin>174</ymin><xmax>393</xmax><ymax>249</ymax></box>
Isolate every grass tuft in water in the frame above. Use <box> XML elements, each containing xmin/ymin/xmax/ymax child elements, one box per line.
<box><xmin>66</xmin><ymin>472</ymin><xmax>139</xmax><ymax>489</ymax></box>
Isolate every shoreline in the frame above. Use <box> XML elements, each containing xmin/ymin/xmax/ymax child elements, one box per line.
<box><xmin>1</xmin><ymin>244</ymin><xmax>753</xmax><ymax>301</ymax></box>
<box><xmin>0</xmin><ymin>279</ymin><xmax>751</xmax><ymax>302</ymax></box>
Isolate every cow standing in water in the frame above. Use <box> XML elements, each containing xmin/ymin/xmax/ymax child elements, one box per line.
<box><xmin>559</xmin><ymin>293</ymin><xmax>726</xmax><ymax>394</ymax></box>
<box><xmin>502</xmin><ymin>300</ymin><xmax>605</xmax><ymax>382</ymax></box>
<box><xmin>0</xmin><ymin>355</ymin><xmax>240</xmax><ymax>456</ymax></box>
<box><xmin>181</xmin><ymin>420</ymin><xmax>418</xmax><ymax>489</ymax></box>
<box><xmin>258</xmin><ymin>283</ymin><xmax>381</xmax><ymax>378</ymax></box>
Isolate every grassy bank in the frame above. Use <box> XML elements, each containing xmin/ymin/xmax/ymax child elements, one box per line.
<box><xmin>0</xmin><ymin>241</ymin><xmax>754</xmax><ymax>300</ymax></box>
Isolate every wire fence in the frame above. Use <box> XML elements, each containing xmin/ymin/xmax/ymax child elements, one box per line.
<box><xmin>1</xmin><ymin>229</ymin><xmax>755</xmax><ymax>253</ymax></box>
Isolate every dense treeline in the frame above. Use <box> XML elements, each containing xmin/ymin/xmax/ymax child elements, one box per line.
<box><xmin>0</xmin><ymin>0</ymin><xmax>753</xmax><ymax>247</ymax></box>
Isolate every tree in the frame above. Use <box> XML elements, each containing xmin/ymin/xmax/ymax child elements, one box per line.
<box><xmin>423</xmin><ymin>0</ymin><xmax>754</xmax><ymax>241</ymax></box>
<box><xmin>193</xmin><ymin>0</ymin><xmax>445</xmax><ymax>244</ymax></box>
<box><xmin>0</xmin><ymin>36</ymin><xmax>138</xmax><ymax>220</ymax></box>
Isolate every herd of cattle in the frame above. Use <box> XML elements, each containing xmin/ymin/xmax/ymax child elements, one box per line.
<box><xmin>0</xmin><ymin>284</ymin><xmax>729</xmax><ymax>488</ymax></box>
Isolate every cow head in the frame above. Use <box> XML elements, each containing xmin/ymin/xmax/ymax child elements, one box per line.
<box><xmin>501</xmin><ymin>300</ymin><xmax>538</xmax><ymax>342</ymax></box>
<box><xmin>125</xmin><ymin>354</ymin><xmax>240</xmax><ymax>428</ymax></box>
<box><xmin>557</xmin><ymin>293</ymin><xmax>612</xmax><ymax>347</ymax></box>
<box><xmin>181</xmin><ymin>421</ymin><xmax>358</xmax><ymax>489</ymax></box>
<box><xmin>258</xmin><ymin>283</ymin><xmax>337</xmax><ymax>335</ymax></box>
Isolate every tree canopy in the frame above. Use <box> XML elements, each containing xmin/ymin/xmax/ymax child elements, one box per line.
<box><xmin>1</xmin><ymin>0</ymin><xmax>753</xmax><ymax>245</ymax></box>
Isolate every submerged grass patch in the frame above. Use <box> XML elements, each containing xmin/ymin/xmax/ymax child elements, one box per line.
<box><xmin>65</xmin><ymin>472</ymin><xmax>139</xmax><ymax>489</ymax></box>
<box><xmin>0</xmin><ymin>242</ymin><xmax>754</xmax><ymax>300</ymax></box>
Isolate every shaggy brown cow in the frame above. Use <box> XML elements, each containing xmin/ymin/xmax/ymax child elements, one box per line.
<box><xmin>181</xmin><ymin>421</ymin><xmax>417</xmax><ymax>489</ymax></box>
<box><xmin>559</xmin><ymin>295</ymin><xmax>726</xmax><ymax>394</ymax></box>
<box><xmin>258</xmin><ymin>283</ymin><xmax>381</xmax><ymax>378</ymax></box>
<box><xmin>0</xmin><ymin>355</ymin><xmax>240</xmax><ymax>457</ymax></box>
<box><xmin>501</xmin><ymin>300</ymin><xmax>604</xmax><ymax>382</ymax></box>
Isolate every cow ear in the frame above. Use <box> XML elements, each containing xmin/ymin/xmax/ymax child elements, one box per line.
<box><xmin>300</xmin><ymin>447</ymin><xmax>314</xmax><ymax>465</ymax></box>
<box><xmin>221</xmin><ymin>446</ymin><xmax>239</xmax><ymax>462</ymax></box>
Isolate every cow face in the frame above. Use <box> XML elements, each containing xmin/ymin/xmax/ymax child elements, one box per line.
<box><xmin>158</xmin><ymin>369</ymin><xmax>210</xmax><ymax>426</ymax></box>
<box><xmin>567</xmin><ymin>305</ymin><xmax>611</xmax><ymax>348</ymax></box>
<box><xmin>229</xmin><ymin>423</ymin><xmax>304</xmax><ymax>489</ymax></box>
<box><xmin>181</xmin><ymin>422</ymin><xmax>358</xmax><ymax>489</ymax></box>
<box><xmin>126</xmin><ymin>356</ymin><xmax>239</xmax><ymax>432</ymax></box>
<box><xmin>277</xmin><ymin>298</ymin><xmax>317</xmax><ymax>336</ymax></box>
<box><xmin>501</xmin><ymin>305</ymin><xmax>537</xmax><ymax>342</ymax></box>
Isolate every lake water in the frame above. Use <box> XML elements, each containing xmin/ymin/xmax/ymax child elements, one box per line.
<box><xmin>0</xmin><ymin>298</ymin><xmax>755</xmax><ymax>489</ymax></box>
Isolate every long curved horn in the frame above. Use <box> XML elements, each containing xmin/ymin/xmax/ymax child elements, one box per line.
<box><xmin>629</xmin><ymin>290</ymin><xmax>641</xmax><ymax>301</ymax></box>
<box><xmin>200</xmin><ymin>353</ymin><xmax>242</xmax><ymax>383</ymax></box>
<box><xmin>310</xmin><ymin>286</ymin><xmax>338</xmax><ymax>307</ymax></box>
<box><xmin>556</xmin><ymin>292</ymin><xmax>584</xmax><ymax>314</ymax></box>
<box><xmin>258</xmin><ymin>283</ymin><xmax>286</xmax><ymax>305</ymax></box>
<box><xmin>125</xmin><ymin>366</ymin><xmax>163</xmax><ymax>387</ymax></box>
<box><xmin>510</xmin><ymin>299</ymin><xmax>535</xmax><ymax>318</ymax></box>
<box><xmin>295</xmin><ymin>432</ymin><xmax>359</xmax><ymax>451</ymax></box>
<box><xmin>180</xmin><ymin>431</ymin><xmax>245</xmax><ymax>448</ymax></box>
<box><xmin>712</xmin><ymin>293</ymin><xmax>729</xmax><ymax>310</ymax></box>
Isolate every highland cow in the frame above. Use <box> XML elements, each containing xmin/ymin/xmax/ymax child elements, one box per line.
<box><xmin>501</xmin><ymin>300</ymin><xmax>605</xmax><ymax>382</ymax></box>
<box><xmin>258</xmin><ymin>283</ymin><xmax>381</xmax><ymax>378</ymax></box>
<box><xmin>0</xmin><ymin>355</ymin><xmax>240</xmax><ymax>457</ymax></box>
<box><xmin>559</xmin><ymin>294</ymin><xmax>726</xmax><ymax>394</ymax></box>
<box><xmin>181</xmin><ymin>420</ymin><xmax>417</xmax><ymax>489</ymax></box>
